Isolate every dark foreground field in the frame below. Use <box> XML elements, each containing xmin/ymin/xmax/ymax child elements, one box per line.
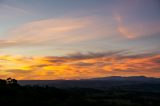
<box><xmin>1</xmin><ymin>77</ymin><xmax>160</xmax><ymax>106</ymax></box>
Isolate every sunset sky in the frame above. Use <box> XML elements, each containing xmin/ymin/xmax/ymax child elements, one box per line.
<box><xmin>0</xmin><ymin>0</ymin><xmax>160</xmax><ymax>79</ymax></box>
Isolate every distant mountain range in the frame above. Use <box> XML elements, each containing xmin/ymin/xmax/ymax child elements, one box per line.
<box><xmin>18</xmin><ymin>76</ymin><xmax>160</xmax><ymax>89</ymax></box>
<box><xmin>88</xmin><ymin>76</ymin><xmax>160</xmax><ymax>81</ymax></box>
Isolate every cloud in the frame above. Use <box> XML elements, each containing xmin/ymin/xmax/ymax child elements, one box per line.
<box><xmin>0</xmin><ymin>3</ymin><xmax>28</xmax><ymax>20</ymax></box>
<box><xmin>114</xmin><ymin>13</ymin><xmax>160</xmax><ymax>39</ymax></box>
<box><xmin>6</xmin><ymin>69</ymin><xmax>31</xmax><ymax>74</ymax></box>
<box><xmin>0</xmin><ymin>39</ymin><xmax>30</xmax><ymax>48</ymax></box>
<box><xmin>10</xmin><ymin>18</ymin><xmax>91</xmax><ymax>40</ymax></box>
<box><xmin>0</xmin><ymin>4</ymin><xmax>26</xmax><ymax>13</ymax></box>
<box><xmin>114</xmin><ymin>14</ymin><xmax>135</xmax><ymax>39</ymax></box>
<box><xmin>0</xmin><ymin>17</ymin><xmax>88</xmax><ymax>47</ymax></box>
<box><xmin>114</xmin><ymin>0</ymin><xmax>160</xmax><ymax>40</ymax></box>
<box><xmin>1</xmin><ymin>17</ymin><xmax>92</xmax><ymax>47</ymax></box>
<box><xmin>71</xmin><ymin>62</ymin><xmax>93</xmax><ymax>67</ymax></box>
<box><xmin>0</xmin><ymin>51</ymin><xmax>160</xmax><ymax>80</ymax></box>
<box><xmin>1</xmin><ymin>16</ymin><xmax>114</xmax><ymax>48</ymax></box>
<box><xmin>66</xmin><ymin>50</ymin><xmax>127</xmax><ymax>59</ymax></box>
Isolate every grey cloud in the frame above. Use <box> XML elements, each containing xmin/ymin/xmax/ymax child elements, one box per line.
<box><xmin>152</xmin><ymin>57</ymin><xmax>160</xmax><ymax>64</ymax></box>
<box><xmin>73</xmin><ymin>62</ymin><xmax>93</xmax><ymax>66</ymax></box>
<box><xmin>6</xmin><ymin>69</ymin><xmax>31</xmax><ymax>74</ymax></box>
<box><xmin>66</xmin><ymin>50</ymin><xmax>128</xmax><ymax>59</ymax></box>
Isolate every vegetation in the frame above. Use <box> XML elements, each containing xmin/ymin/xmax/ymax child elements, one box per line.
<box><xmin>0</xmin><ymin>78</ymin><xmax>160</xmax><ymax>106</ymax></box>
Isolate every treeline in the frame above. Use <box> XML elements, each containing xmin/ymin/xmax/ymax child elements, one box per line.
<box><xmin>0</xmin><ymin>78</ymin><xmax>160</xmax><ymax>106</ymax></box>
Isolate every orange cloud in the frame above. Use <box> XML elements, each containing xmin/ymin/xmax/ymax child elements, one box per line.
<box><xmin>0</xmin><ymin>52</ymin><xmax>160</xmax><ymax>80</ymax></box>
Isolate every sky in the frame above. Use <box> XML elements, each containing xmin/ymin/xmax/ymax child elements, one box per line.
<box><xmin>0</xmin><ymin>0</ymin><xmax>160</xmax><ymax>79</ymax></box>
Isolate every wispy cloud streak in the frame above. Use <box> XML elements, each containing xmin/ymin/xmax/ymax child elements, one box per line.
<box><xmin>0</xmin><ymin>16</ymin><xmax>114</xmax><ymax>48</ymax></box>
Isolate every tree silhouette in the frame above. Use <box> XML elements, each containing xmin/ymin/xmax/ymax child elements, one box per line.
<box><xmin>0</xmin><ymin>79</ymin><xmax>7</xmax><ymax>87</ymax></box>
<box><xmin>5</xmin><ymin>78</ymin><xmax>19</xmax><ymax>87</ymax></box>
<box><xmin>7</xmin><ymin>78</ymin><xmax>16</xmax><ymax>84</ymax></box>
